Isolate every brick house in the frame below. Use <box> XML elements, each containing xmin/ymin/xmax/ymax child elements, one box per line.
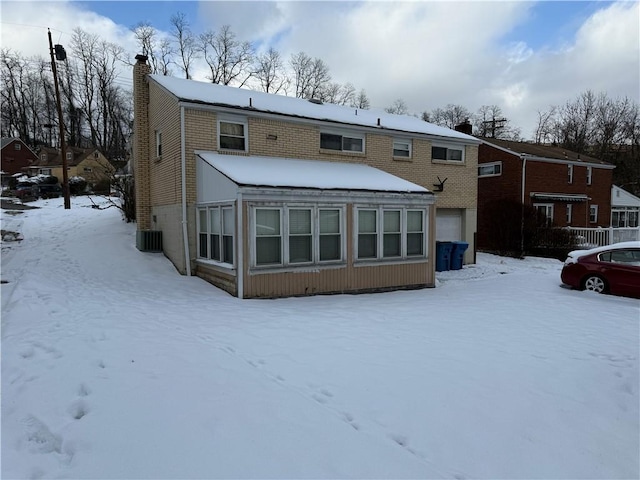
<box><xmin>132</xmin><ymin>55</ymin><xmax>479</xmax><ymax>298</ymax></box>
<box><xmin>30</xmin><ymin>146</ymin><xmax>114</xmax><ymax>186</ymax></box>
<box><xmin>1</xmin><ymin>138</ymin><xmax>38</xmax><ymax>184</ymax></box>
<box><xmin>477</xmin><ymin>138</ymin><xmax>614</xmax><ymax>250</ymax></box>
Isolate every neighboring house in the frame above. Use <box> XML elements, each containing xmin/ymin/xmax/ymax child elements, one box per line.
<box><xmin>611</xmin><ymin>185</ymin><xmax>640</xmax><ymax>228</ymax></box>
<box><xmin>477</xmin><ymin>138</ymin><xmax>614</xmax><ymax>250</ymax></box>
<box><xmin>132</xmin><ymin>55</ymin><xmax>479</xmax><ymax>298</ymax></box>
<box><xmin>29</xmin><ymin>146</ymin><xmax>114</xmax><ymax>185</ymax></box>
<box><xmin>1</xmin><ymin>137</ymin><xmax>38</xmax><ymax>185</ymax></box>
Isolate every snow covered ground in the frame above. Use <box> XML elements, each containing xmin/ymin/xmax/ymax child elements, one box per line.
<box><xmin>1</xmin><ymin>196</ymin><xmax>638</xmax><ymax>479</ymax></box>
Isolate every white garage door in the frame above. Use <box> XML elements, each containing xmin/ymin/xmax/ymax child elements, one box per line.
<box><xmin>436</xmin><ymin>210</ymin><xmax>462</xmax><ymax>241</ymax></box>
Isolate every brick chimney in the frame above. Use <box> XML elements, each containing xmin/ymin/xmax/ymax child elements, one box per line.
<box><xmin>454</xmin><ymin>119</ymin><xmax>473</xmax><ymax>135</ymax></box>
<box><xmin>133</xmin><ymin>54</ymin><xmax>151</xmax><ymax>231</ymax></box>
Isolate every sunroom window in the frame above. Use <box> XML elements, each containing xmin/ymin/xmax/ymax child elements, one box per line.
<box><xmin>197</xmin><ymin>204</ymin><xmax>234</xmax><ymax>266</ymax></box>
<box><xmin>357</xmin><ymin>207</ymin><xmax>427</xmax><ymax>261</ymax></box>
<box><xmin>252</xmin><ymin>205</ymin><xmax>345</xmax><ymax>268</ymax></box>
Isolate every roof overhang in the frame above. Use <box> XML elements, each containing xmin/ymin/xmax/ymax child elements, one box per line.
<box><xmin>530</xmin><ymin>192</ymin><xmax>589</xmax><ymax>202</ymax></box>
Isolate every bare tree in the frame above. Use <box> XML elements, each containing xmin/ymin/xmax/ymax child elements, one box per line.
<box><xmin>427</xmin><ymin>104</ymin><xmax>471</xmax><ymax>128</ymax></box>
<box><xmin>199</xmin><ymin>25</ymin><xmax>254</xmax><ymax>86</ymax></box>
<box><xmin>385</xmin><ymin>98</ymin><xmax>408</xmax><ymax>115</ymax></box>
<box><xmin>474</xmin><ymin>104</ymin><xmax>520</xmax><ymax>139</ymax></box>
<box><xmin>253</xmin><ymin>47</ymin><xmax>288</xmax><ymax>94</ymax></box>
<box><xmin>351</xmin><ymin>89</ymin><xmax>370</xmax><ymax>109</ymax></box>
<box><xmin>533</xmin><ymin>107</ymin><xmax>557</xmax><ymax>144</ymax></box>
<box><xmin>290</xmin><ymin>51</ymin><xmax>331</xmax><ymax>99</ymax></box>
<box><xmin>170</xmin><ymin>12</ymin><xmax>198</xmax><ymax>79</ymax></box>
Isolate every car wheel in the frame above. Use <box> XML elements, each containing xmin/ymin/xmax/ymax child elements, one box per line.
<box><xmin>583</xmin><ymin>275</ymin><xmax>607</xmax><ymax>294</ymax></box>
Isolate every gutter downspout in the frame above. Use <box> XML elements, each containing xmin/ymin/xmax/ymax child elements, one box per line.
<box><xmin>180</xmin><ymin>106</ymin><xmax>191</xmax><ymax>276</ymax></box>
<box><xmin>520</xmin><ymin>154</ymin><xmax>527</xmax><ymax>256</ymax></box>
<box><xmin>236</xmin><ymin>191</ymin><xmax>243</xmax><ymax>299</ymax></box>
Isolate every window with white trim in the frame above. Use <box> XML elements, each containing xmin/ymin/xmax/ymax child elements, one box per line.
<box><xmin>197</xmin><ymin>204</ymin><xmax>235</xmax><ymax>266</ymax></box>
<box><xmin>219</xmin><ymin>118</ymin><xmax>247</xmax><ymax>151</ymax></box>
<box><xmin>568</xmin><ymin>164</ymin><xmax>573</xmax><ymax>184</ymax></box>
<box><xmin>356</xmin><ymin>207</ymin><xmax>427</xmax><ymax>261</ymax></box>
<box><xmin>478</xmin><ymin>162</ymin><xmax>502</xmax><ymax>177</ymax></box>
<box><xmin>566</xmin><ymin>204</ymin><xmax>572</xmax><ymax>224</ymax></box>
<box><xmin>320</xmin><ymin>131</ymin><xmax>364</xmax><ymax>153</ymax></box>
<box><xmin>586</xmin><ymin>166</ymin><xmax>592</xmax><ymax>185</ymax></box>
<box><xmin>253</xmin><ymin>205</ymin><xmax>345</xmax><ymax>268</ymax></box>
<box><xmin>66</xmin><ymin>152</ymin><xmax>72</xmax><ymax>160</ymax></box>
<box><xmin>40</xmin><ymin>153</ymin><xmax>47</xmax><ymax>162</ymax></box>
<box><xmin>534</xmin><ymin>203</ymin><xmax>553</xmax><ymax>225</ymax></box>
<box><xmin>589</xmin><ymin>205</ymin><xmax>598</xmax><ymax>223</ymax></box>
<box><xmin>83</xmin><ymin>167</ymin><xmax>93</xmax><ymax>173</ymax></box>
<box><xmin>612</xmin><ymin>208</ymin><xmax>640</xmax><ymax>228</ymax></box>
<box><xmin>392</xmin><ymin>139</ymin><xmax>411</xmax><ymax>158</ymax></box>
<box><xmin>14</xmin><ymin>143</ymin><xmax>21</xmax><ymax>150</ymax></box>
<box><xmin>155</xmin><ymin>130</ymin><xmax>162</xmax><ymax>157</ymax></box>
<box><xmin>39</xmin><ymin>168</ymin><xmax>52</xmax><ymax>175</ymax></box>
<box><xmin>432</xmin><ymin>143</ymin><xmax>464</xmax><ymax>162</ymax></box>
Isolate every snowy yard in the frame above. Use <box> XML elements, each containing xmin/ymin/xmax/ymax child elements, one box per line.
<box><xmin>1</xmin><ymin>196</ymin><xmax>638</xmax><ymax>479</ymax></box>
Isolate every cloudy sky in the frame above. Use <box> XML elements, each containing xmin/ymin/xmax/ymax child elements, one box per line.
<box><xmin>1</xmin><ymin>1</ymin><xmax>638</xmax><ymax>139</ymax></box>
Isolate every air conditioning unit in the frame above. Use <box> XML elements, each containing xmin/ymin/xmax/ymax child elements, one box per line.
<box><xmin>136</xmin><ymin>230</ymin><xmax>163</xmax><ymax>252</ymax></box>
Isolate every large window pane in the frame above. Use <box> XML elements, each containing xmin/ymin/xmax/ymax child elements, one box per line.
<box><xmin>220</xmin><ymin>122</ymin><xmax>244</xmax><ymax>136</ymax></box>
<box><xmin>289</xmin><ymin>209</ymin><xmax>312</xmax><ymax>263</ymax></box>
<box><xmin>210</xmin><ymin>233</ymin><xmax>221</xmax><ymax>260</ymax></box>
<box><xmin>256</xmin><ymin>237</ymin><xmax>281</xmax><ymax>264</ymax></box>
<box><xmin>320</xmin><ymin>210</ymin><xmax>340</xmax><ymax>234</ymax></box>
<box><xmin>198</xmin><ymin>209</ymin><xmax>208</xmax><ymax>258</ymax></box>
<box><xmin>447</xmin><ymin>148</ymin><xmax>463</xmax><ymax>161</ymax></box>
<box><xmin>220</xmin><ymin>136</ymin><xmax>245</xmax><ymax>150</ymax></box>
<box><xmin>320</xmin><ymin>133</ymin><xmax>342</xmax><ymax>150</ymax></box>
<box><xmin>222</xmin><ymin>208</ymin><xmax>234</xmax><ymax>235</ymax></box>
<box><xmin>359</xmin><ymin>210</ymin><xmax>376</xmax><ymax>233</ymax></box>
<box><xmin>343</xmin><ymin>136</ymin><xmax>363</xmax><ymax>152</ymax></box>
<box><xmin>289</xmin><ymin>209</ymin><xmax>311</xmax><ymax>234</ymax></box>
<box><xmin>289</xmin><ymin>236</ymin><xmax>312</xmax><ymax>263</ymax></box>
<box><xmin>383</xmin><ymin>210</ymin><xmax>401</xmax><ymax>257</ymax></box>
<box><xmin>320</xmin><ymin>209</ymin><xmax>341</xmax><ymax>261</ymax></box>
<box><xmin>256</xmin><ymin>209</ymin><xmax>281</xmax><ymax>265</ymax></box>
<box><xmin>222</xmin><ymin>236</ymin><xmax>233</xmax><ymax>263</ymax></box>
<box><xmin>320</xmin><ymin>236</ymin><xmax>340</xmax><ymax>261</ymax></box>
<box><xmin>257</xmin><ymin>209</ymin><xmax>280</xmax><ymax>235</ymax></box>
<box><xmin>432</xmin><ymin>146</ymin><xmax>447</xmax><ymax>160</ymax></box>
<box><xmin>407</xmin><ymin>211</ymin><xmax>424</xmax><ymax>256</ymax></box>
<box><xmin>358</xmin><ymin>235</ymin><xmax>377</xmax><ymax>258</ymax></box>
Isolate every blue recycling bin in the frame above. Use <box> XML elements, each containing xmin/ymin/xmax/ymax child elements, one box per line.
<box><xmin>450</xmin><ymin>241</ymin><xmax>469</xmax><ymax>270</ymax></box>
<box><xmin>435</xmin><ymin>241</ymin><xmax>453</xmax><ymax>272</ymax></box>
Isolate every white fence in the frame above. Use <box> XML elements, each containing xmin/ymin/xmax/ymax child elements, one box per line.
<box><xmin>564</xmin><ymin>227</ymin><xmax>640</xmax><ymax>248</ymax></box>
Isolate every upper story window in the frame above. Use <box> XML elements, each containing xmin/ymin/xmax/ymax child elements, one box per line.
<box><xmin>568</xmin><ymin>164</ymin><xmax>573</xmax><ymax>184</ymax></box>
<box><xmin>432</xmin><ymin>143</ymin><xmax>464</xmax><ymax>163</ymax></box>
<box><xmin>39</xmin><ymin>168</ymin><xmax>52</xmax><ymax>175</ymax></box>
<box><xmin>393</xmin><ymin>139</ymin><xmax>411</xmax><ymax>158</ymax></box>
<box><xmin>478</xmin><ymin>162</ymin><xmax>502</xmax><ymax>178</ymax></box>
<box><xmin>586</xmin><ymin>166</ymin><xmax>592</xmax><ymax>185</ymax></box>
<box><xmin>155</xmin><ymin>130</ymin><xmax>162</xmax><ymax>157</ymax></box>
<box><xmin>66</xmin><ymin>152</ymin><xmax>72</xmax><ymax>160</ymax></box>
<box><xmin>14</xmin><ymin>143</ymin><xmax>21</xmax><ymax>150</ymax></box>
<box><xmin>83</xmin><ymin>167</ymin><xmax>93</xmax><ymax>173</ymax></box>
<box><xmin>219</xmin><ymin>118</ymin><xmax>247</xmax><ymax>151</ymax></box>
<box><xmin>320</xmin><ymin>131</ymin><xmax>364</xmax><ymax>153</ymax></box>
<box><xmin>589</xmin><ymin>205</ymin><xmax>598</xmax><ymax>223</ymax></box>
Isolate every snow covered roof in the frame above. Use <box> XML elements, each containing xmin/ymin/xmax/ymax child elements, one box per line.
<box><xmin>196</xmin><ymin>152</ymin><xmax>430</xmax><ymax>194</ymax></box>
<box><xmin>150</xmin><ymin>75</ymin><xmax>478</xmax><ymax>143</ymax></box>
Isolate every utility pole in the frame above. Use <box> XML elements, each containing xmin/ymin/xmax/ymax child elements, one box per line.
<box><xmin>48</xmin><ymin>29</ymin><xmax>70</xmax><ymax>209</ymax></box>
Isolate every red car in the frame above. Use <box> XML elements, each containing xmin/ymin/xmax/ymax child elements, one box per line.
<box><xmin>561</xmin><ymin>241</ymin><xmax>640</xmax><ymax>298</ymax></box>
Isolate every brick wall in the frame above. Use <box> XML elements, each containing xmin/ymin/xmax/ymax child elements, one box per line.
<box><xmin>133</xmin><ymin>59</ymin><xmax>152</xmax><ymax>230</ymax></box>
<box><xmin>478</xmin><ymin>143</ymin><xmax>613</xmax><ymax>248</ymax></box>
